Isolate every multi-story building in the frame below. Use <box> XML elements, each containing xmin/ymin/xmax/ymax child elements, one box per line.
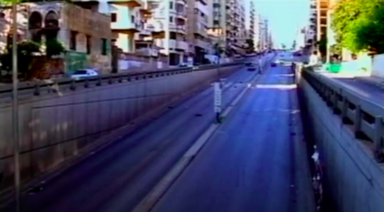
<box><xmin>207</xmin><ymin>0</ymin><xmax>247</xmax><ymax>55</ymax></box>
<box><xmin>146</xmin><ymin>0</ymin><xmax>188</xmax><ymax>65</ymax></box>
<box><xmin>186</xmin><ymin>0</ymin><xmax>210</xmax><ymax>63</ymax></box>
<box><xmin>245</xmin><ymin>0</ymin><xmax>258</xmax><ymax>52</ymax></box>
<box><xmin>307</xmin><ymin>0</ymin><xmax>342</xmax><ymax>59</ymax></box>
<box><xmin>1</xmin><ymin>1</ymin><xmax>112</xmax><ymax>74</ymax></box>
<box><xmin>306</xmin><ymin>0</ymin><xmax>317</xmax><ymax>47</ymax></box>
<box><xmin>258</xmin><ymin>17</ymin><xmax>269</xmax><ymax>51</ymax></box>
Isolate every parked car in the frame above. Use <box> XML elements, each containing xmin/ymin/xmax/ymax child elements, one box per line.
<box><xmin>271</xmin><ymin>63</ymin><xmax>277</xmax><ymax>67</ymax></box>
<box><xmin>70</xmin><ymin>69</ymin><xmax>98</xmax><ymax>80</ymax></box>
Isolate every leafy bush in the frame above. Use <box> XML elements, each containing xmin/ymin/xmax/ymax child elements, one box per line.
<box><xmin>46</xmin><ymin>38</ymin><xmax>65</xmax><ymax>57</ymax></box>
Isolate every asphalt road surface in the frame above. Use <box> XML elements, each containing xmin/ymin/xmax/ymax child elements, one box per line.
<box><xmin>2</xmin><ymin>57</ymin><xmax>269</xmax><ymax>212</ymax></box>
<box><xmin>151</xmin><ymin>65</ymin><xmax>315</xmax><ymax>212</ymax></box>
<box><xmin>318</xmin><ymin>73</ymin><xmax>384</xmax><ymax>107</ymax></box>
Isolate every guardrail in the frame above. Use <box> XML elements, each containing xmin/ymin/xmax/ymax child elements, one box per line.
<box><xmin>296</xmin><ymin>63</ymin><xmax>384</xmax><ymax>162</ymax></box>
<box><xmin>0</xmin><ymin>61</ymin><xmax>245</xmax><ymax>98</ymax></box>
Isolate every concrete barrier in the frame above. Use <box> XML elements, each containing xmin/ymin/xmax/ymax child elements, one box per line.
<box><xmin>296</xmin><ymin>64</ymin><xmax>384</xmax><ymax>212</ymax></box>
<box><xmin>372</xmin><ymin>54</ymin><xmax>384</xmax><ymax>79</ymax></box>
<box><xmin>0</xmin><ymin>64</ymin><xmax>241</xmax><ymax>195</ymax></box>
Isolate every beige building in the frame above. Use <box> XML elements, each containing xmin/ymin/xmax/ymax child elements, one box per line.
<box><xmin>186</xmin><ymin>0</ymin><xmax>210</xmax><ymax>63</ymax></box>
<box><xmin>207</xmin><ymin>0</ymin><xmax>247</xmax><ymax>55</ymax></box>
<box><xmin>0</xmin><ymin>1</ymin><xmax>112</xmax><ymax>74</ymax></box>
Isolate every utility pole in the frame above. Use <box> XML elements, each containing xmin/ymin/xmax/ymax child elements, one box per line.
<box><xmin>11</xmin><ymin>0</ymin><xmax>21</xmax><ymax>211</ymax></box>
<box><xmin>165</xmin><ymin>0</ymin><xmax>170</xmax><ymax>66</ymax></box>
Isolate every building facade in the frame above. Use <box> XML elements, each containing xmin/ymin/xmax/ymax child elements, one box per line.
<box><xmin>258</xmin><ymin>16</ymin><xmax>269</xmax><ymax>51</ymax></box>
<box><xmin>186</xmin><ymin>0</ymin><xmax>210</xmax><ymax>63</ymax></box>
<box><xmin>206</xmin><ymin>0</ymin><xmax>247</xmax><ymax>55</ymax></box>
<box><xmin>145</xmin><ymin>0</ymin><xmax>188</xmax><ymax>66</ymax></box>
<box><xmin>0</xmin><ymin>1</ymin><xmax>112</xmax><ymax>74</ymax></box>
<box><xmin>245</xmin><ymin>0</ymin><xmax>258</xmax><ymax>52</ymax></box>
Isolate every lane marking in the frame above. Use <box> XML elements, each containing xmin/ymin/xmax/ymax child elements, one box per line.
<box><xmin>132</xmin><ymin>58</ymin><xmax>275</xmax><ymax>212</ymax></box>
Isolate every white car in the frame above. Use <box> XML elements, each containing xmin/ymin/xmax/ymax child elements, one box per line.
<box><xmin>70</xmin><ymin>69</ymin><xmax>98</xmax><ymax>80</ymax></box>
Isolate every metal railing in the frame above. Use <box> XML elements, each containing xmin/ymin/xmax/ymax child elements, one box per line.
<box><xmin>0</xmin><ymin>61</ymin><xmax>245</xmax><ymax>99</ymax></box>
<box><xmin>296</xmin><ymin>64</ymin><xmax>384</xmax><ymax>162</ymax></box>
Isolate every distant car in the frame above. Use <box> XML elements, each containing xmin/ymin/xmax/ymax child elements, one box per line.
<box><xmin>271</xmin><ymin>63</ymin><xmax>277</xmax><ymax>67</ymax></box>
<box><xmin>245</xmin><ymin>62</ymin><xmax>252</xmax><ymax>66</ymax></box>
<box><xmin>70</xmin><ymin>69</ymin><xmax>98</xmax><ymax>80</ymax></box>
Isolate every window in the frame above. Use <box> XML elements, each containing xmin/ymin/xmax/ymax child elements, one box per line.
<box><xmin>131</xmin><ymin>15</ymin><xmax>135</xmax><ymax>23</ymax></box>
<box><xmin>111</xmin><ymin>13</ymin><xmax>117</xmax><ymax>22</ymax></box>
<box><xmin>169</xmin><ymin>16</ymin><xmax>173</xmax><ymax>23</ymax></box>
<box><xmin>70</xmin><ymin>31</ymin><xmax>77</xmax><ymax>50</ymax></box>
<box><xmin>101</xmin><ymin>38</ymin><xmax>107</xmax><ymax>55</ymax></box>
<box><xmin>170</xmin><ymin>32</ymin><xmax>176</xmax><ymax>39</ymax></box>
<box><xmin>170</xmin><ymin>2</ymin><xmax>173</xmax><ymax>9</ymax></box>
<box><xmin>86</xmin><ymin>35</ymin><xmax>91</xmax><ymax>54</ymax></box>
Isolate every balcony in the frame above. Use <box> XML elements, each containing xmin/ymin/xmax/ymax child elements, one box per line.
<box><xmin>176</xmin><ymin>0</ymin><xmax>186</xmax><ymax>5</ymax></box>
<box><xmin>151</xmin><ymin>22</ymin><xmax>165</xmax><ymax>38</ymax></box>
<box><xmin>176</xmin><ymin>40</ymin><xmax>188</xmax><ymax>51</ymax></box>
<box><xmin>195</xmin><ymin>1</ymin><xmax>209</xmax><ymax>15</ymax></box>
<box><xmin>139</xmin><ymin>23</ymin><xmax>155</xmax><ymax>36</ymax></box>
<box><xmin>170</xmin><ymin>24</ymin><xmax>186</xmax><ymax>34</ymax></box>
<box><xmin>195</xmin><ymin>39</ymin><xmax>207</xmax><ymax>49</ymax></box>
<box><xmin>194</xmin><ymin>22</ymin><xmax>207</xmax><ymax>37</ymax></box>
<box><xmin>156</xmin><ymin>39</ymin><xmax>188</xmax><ymax>52</ymax></box>
<box><xmin>175</xmin><ymin>10</ymin><xmax>187</xmax><ymax>21</ymax></box>
<box><xmin>112</xmin><ymin>21</ymin><xmax>142</xmax><ymax>33</ymax></box>
<box><xmin>108</xmin><ymin>0</ymin><xmax>143</xmax><ymax>8</ymax></box>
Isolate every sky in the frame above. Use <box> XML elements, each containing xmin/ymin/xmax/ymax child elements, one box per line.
<box><xmin>253</xmin><ymin>0</ymin><xmax>310</xmax><ymax>47</ymax></box>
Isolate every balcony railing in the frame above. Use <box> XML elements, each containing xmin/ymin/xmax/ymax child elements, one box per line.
<box><xmin>176</xmin><ymin>0</ymin><xmax>186</xmax><ymax>5</ymax></box>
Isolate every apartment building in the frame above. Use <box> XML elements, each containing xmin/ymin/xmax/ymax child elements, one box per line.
<box><xmin>258</xmin><ymin>17</ymin><xmax>269</xmax><ymax>51</ymax></box>
<box><xmin>145</xmin><ymin>0</ymin><xmax>188</xmax><ymax>65</ymax></box>
<box><xmin>306</xmin><ymin>0</ymin><xmax>342</xmax><ymax>58</ymax></box>
<box><xmin>186</xmin><ymin>0</ymin><xmax>210</xmax><ymax>63</ymax></box>
<box><xmin>206</xmin><ymin>0</ymin><xmax>247</xmax><ymax>55</ymax></box>
<box><xmin>245</xmin><ymin>0</ymin><xmax>258</xmax><ymax>52</ymax></box>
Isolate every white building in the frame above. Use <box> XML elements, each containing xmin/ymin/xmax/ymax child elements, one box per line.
<box><xmin>147</xmin><ymin>0</ymin><xmax>188</xmax><ymax>65</ymax></box>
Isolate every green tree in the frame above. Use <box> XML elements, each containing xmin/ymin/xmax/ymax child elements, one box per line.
<box><xmin>246</xmin><ymin>39</ymin><xmax>254</xmax><ymax>53</ymax></box>
<box><xmin>332</xmin><ymin>0</ymin><xmax>384</xmax><ymax>53</ymax></box>
<box><xmin>317</xmin><ymin>37</ymin><xmax>327</xmax><ymax>60</ymax></box>
<box><xmin>0</xmin><ymin>41</ymin><xmax>41</xmax><ymax>76</ymax></box>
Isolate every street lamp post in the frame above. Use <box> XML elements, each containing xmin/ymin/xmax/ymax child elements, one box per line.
<box><xmin>11</xmin><ymin>1</ymin><xmax>21</xmax><ymax>211</ymax></box>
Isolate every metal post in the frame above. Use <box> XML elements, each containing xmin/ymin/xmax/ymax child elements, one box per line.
<box><xmin>12</xmin><ymin>1</ymin><xmax>21</xmax><ymax>211</ymax></box>
<box><xmin>165</xmin><ymin>0</ymin><xmax>170</xmax><ymax>66</ymax></box>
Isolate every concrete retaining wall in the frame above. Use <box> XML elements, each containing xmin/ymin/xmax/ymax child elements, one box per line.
<box><xmin>372</xmin><ymin>54</ymin><xmax>384</xmax><ymax>79</ymax></box>
<box><xmin>299</xmin><ymin>76</ymin><xmax>384</xmax><ymax>212</ymax></box>
<box><xmin>0</xmin><ymin>65</ymin><xmax>239</xmax><ymax>194</ymax></box>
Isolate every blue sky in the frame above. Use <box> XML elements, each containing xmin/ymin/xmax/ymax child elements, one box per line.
<box><xmin>253</xmin><ymin>0</ymin><xmax>310</xmax><ymax>47</ymax></box>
